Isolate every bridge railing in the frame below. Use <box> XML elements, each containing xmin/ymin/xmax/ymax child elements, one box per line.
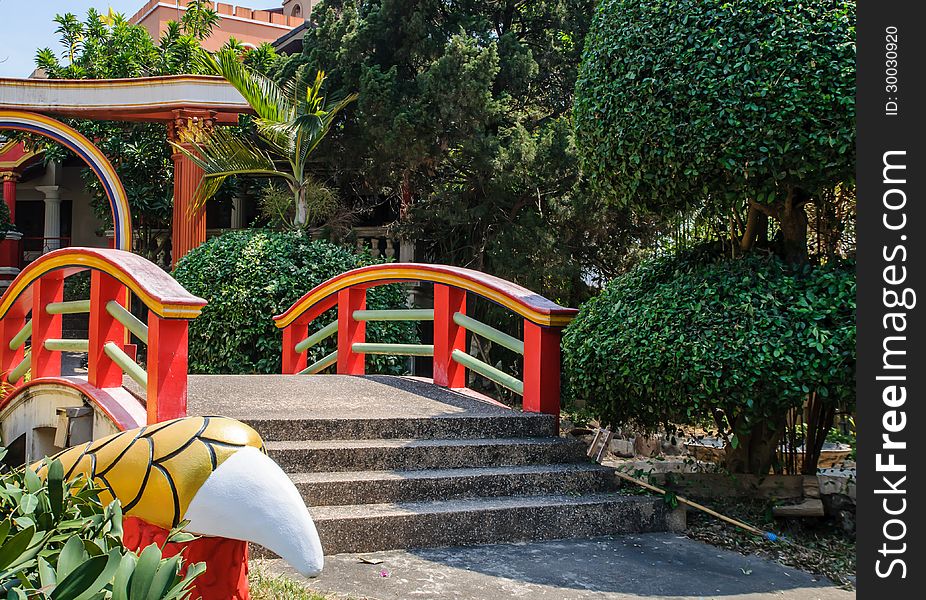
<box><xmin>274</xmin><ymin>263</ymin><xmax>578</xmax><ymax>418</ymax></box>
<box><xmin>0</xmin><ymin>247</ymin><xmax>206</xmax><ymax>424</ymax></box>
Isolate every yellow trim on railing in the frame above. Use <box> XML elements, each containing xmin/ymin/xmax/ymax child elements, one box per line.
<box><xmin>276</xmin><ymin>267</ymin><xmax>576</xmax><ymax>329</ymax></box>
<box><xmin>0</xmin><ymin>253</ymin><xmax>204</xmax><ymax>320</ymax></box>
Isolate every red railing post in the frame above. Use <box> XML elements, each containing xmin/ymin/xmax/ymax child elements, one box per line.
<box><xmin>31</xmin><ymin>271</ymin><xmax>64</xmax><ymax>379</ymax></box>
<box><xmin>336</xmin><ymin>287</ymin><xmax>366</xmax><ymax>375</ymax></box>
<box><xmin>0</xmin><ymin>308</ymin><xmax>26</xmax><ymax>383</ymax></box>
<box><xmin>432</xmin><ymin>284</ymin><xmax>466</xmax><ymax>388</ymax></box>
<box><xmin>88</xmin><ymin>271</ymin><xmax>128</xmax><ymax>388</ymax></box>
<box><xmin>282</xmin><ymin>317</ymin><xmax>309</xmax><ymax>374</ymax></box>
<box><xmin>522</xmin><ymin>320</ymin><xmax>563</xmax><ymax>423</ymax></box>
<box><xmin>146</xmin><ymin>313</ymin><xmax>189</xmax><ymax>423</ymax></box>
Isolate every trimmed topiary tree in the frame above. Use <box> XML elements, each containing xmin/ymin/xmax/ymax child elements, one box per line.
<box><xmin>173</xmin><ymin>230</ymin><xmax>417</xmax><ymax>374</ymax></box>
<box><xmin>574</xmin><ymin>0</ymin><xmax>856</xmax><ymax>263</ymax></box>
<box><xmin>562</xmin><ymin>248</ymin><xmax>855</xmax><ymax>474</ymax></box>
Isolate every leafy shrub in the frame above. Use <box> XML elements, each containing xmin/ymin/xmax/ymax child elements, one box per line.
<box><xmin>173</xmin><ymin>229</ymin><xmax>417</xmax><ymax>374</ymax></box>
<box><xmin>0</xmin><ymin>452</ymin><xmax>202</xmax><ymax>598</ymax></box>
<box><xmin>563</xmin><ymin>248</ymin><xmax>856</xmax><ymax>474</ymax></box>
<box><xmin>574</xmin><ymin>0</ymin><xmax>855</xmax><ymax>262</ymax></box>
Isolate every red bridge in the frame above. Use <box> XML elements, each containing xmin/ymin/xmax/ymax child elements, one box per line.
<box><xmin>0</xmin><ymin>247</ymin><xmax>678</xmax><ymax>557</ymax></box>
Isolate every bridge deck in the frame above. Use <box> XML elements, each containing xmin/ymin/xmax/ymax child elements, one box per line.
<box><xmin>184</xmin><ymin>375</ymin><xmax>515</xmax><ymax>421</ymax></box>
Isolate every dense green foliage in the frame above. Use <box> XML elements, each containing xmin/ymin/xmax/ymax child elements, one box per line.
<box><xmin>574</xmin><ymin>0</ymin><xmax>856</xmax><ymax>263</ymax></box>
<box><xmin>0</xmin><ymin>453</ymin><xmax>202</xmax><ymax>598</ymax></box>
<box><xmin>274</xmin><ymin>0</ymin><xmax>643</xmax><ymax>303</ymax></box>
<box><xmin>173</xmin><ymin>230</ymin><xmax>417</xmax><ymax>374</ymax></box>
<box><xmin>563</xmin><ymin>249</ymin><xmax>856</xmax><ymax>474</ymax></box>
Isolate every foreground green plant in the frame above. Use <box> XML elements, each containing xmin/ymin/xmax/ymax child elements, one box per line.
<box><xmin>0</xmin><ymin>449</ymin><xmax>203</xmax><ymax>599</ymax></box>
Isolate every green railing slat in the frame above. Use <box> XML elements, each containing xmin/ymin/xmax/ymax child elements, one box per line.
<box><xmin>295</xmin><ymin>320</ymin><xmax>338</xmax><ymax>353</ymax></box>
<box><xmin>8</xmin><ymin>351</ymin><xmax>31</xmax><ymax>384</ymax></box>
<box><xmin>106</xmin><ymin>300</ymin><xmax>149</xmax><ymax>345</ymax></box>
<box><xmin>352</xmin><ymin>309</ymin><xmax>435</xmax><ymax>321</ymax></box>
<box><xmin>45</xmin><ymin>300</ymin><xmax>91</xmax><ymax>315</ymax></box>
<box><xmin>451</xmin><ymin>349</ymin><xmax>524</xmax><ymax>395</ymax></box>
<box><xmin>352</xmin><ymin>343</ymin><xmax>434</xmax><ymax>357</ymax></box>
<box><xmin>300</xmin><ymin>350</ymin><xmax>338</xmax><ymax>375</ymax></box>
<box><xmin>453</xmin><ymin>312</ymin><xmax>524</xmax><ymax>355</ymax></box>
<box><xmin>9</xmin><ymin>320</ymin><xmax>32</xmax><ymax>351</ymax></box>
<box><xmin>44</xmin><ymin>338</ymin><xmax>90</xmax><ymax>353</ymax></box>
<box><xmin>103</xmin><ymin>341</ymin><xmax>148</xmax><ymax>387</ymax></box>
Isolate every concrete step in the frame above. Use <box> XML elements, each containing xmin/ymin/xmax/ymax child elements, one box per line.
<box><xmin>292</xmin><ymin>463</ymin><xmax>619</xmax><ymax>506</ymax></box>
<box><xmin>244</xmin><ymin>413</ymin><xmax>557</xmax><ymax>441</ymax></box>
<box><xmin>254</xmin><ymin>493</ymin><xmax>682</xmax><ymax>555</ymax></box>
<box><xmin>266</xmin><ymin>437</ymin><xmax>588</xmax><ymax>473</ymax></box>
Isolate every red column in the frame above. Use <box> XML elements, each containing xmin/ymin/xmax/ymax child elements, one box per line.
<box><xmin>336</xmin><ymin>287</ymin><xmax>366</xmax><ymax>375</ymax></box>
<box><xmin>1</xmin><ymin>173</ymin><xmax>21</xmax><ymax>283</ymax></box>
<box><xmin>522</xmin><ymin>321</ymin><xmax>563</xmax><ymax>424</ymax></box>
<box><xmin>0</xmin><ymin>307</ymin><xmax>26</xmax><ymax>384</ymax></box>
<box><xmin>147</xmin><ymin>314</ymin><xmax>189</xmax><ymax>423</ymax></box>
<box><xmin>432</xmin><ymin>284</ymin><xmax>466</xmax><ymax>388</ymax></box>
<box><xmin>88</xmin><ymin>271</ymin><xmax>128</xmax><ymax>388</ymax></box>
<box><xmin>2</xmin><ymin>173</ymin><xmax>18</xmax><ymax>223</ymax></box>
<box><xmin>31</xmin><ymin>272</ymin><xmax>64</xmax><ymax>379</ymax></box>
<box><xmin>282</xmin><ymin>318</ymin><xmax>309</xmax><ymax>374</ymax></box>
<box><xmin>168</xmin><ymin>111</ymin><xmax>214</xmax><ymax>268</ymax></box>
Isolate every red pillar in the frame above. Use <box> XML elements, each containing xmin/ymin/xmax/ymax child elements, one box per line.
<box><xmin>522</xmin><ymin>321</ymin><xmax>563</xmax><ymax>423</ymax></box>
<box><xmin>336</xmin><ymin>287</ymin><xmax>366</xmax><ymax>375</ymax></box>
<box><xmin>168</xmin><ymin>111</ymin><xmax>214</xmax><ymax>268</ymax></box>
<box><xmin>2</xmin><ymin>173</ymin><xmax>18</xmax><ymax>223</ymax></box>
<box><xmin>0</xmin><ymin>307</ymin><xmax>26</xmax><ymax>384</ymax></box>
<box><xmin>1</xmin><ymin>173</ymin><xmax>21</xmax><ymax>283</ymax></box>
<box><xmin>432</xmin><ymin>284</ymin><xmax>466</xmax><ymax>388</ymax></box>
<box><xmin>147</xmin><ymin>314</ymin><xmax>189</xmax><ymax>423</ymax></box>
<box><xmin>282</xmin><ymin>318</ymin><xmax>309</xmax><ymax>374</ymax></box>
<box><xmin>31</xmin><ymin>272</ymin><xmax>64</xmax><ymax>379</ymax></box>
<box><xmin>88</xmin><ymin>271</ymin><xmax>128</xmax><ymax>388</ymax></box>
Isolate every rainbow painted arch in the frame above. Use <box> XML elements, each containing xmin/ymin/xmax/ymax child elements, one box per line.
<box><xmin>0</xmin><ymin>110</ymin><xmax>133</xmax><ymax>250</ymax></box>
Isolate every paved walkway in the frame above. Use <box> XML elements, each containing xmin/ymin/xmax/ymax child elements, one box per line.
<box><xmin>257</xmin><ymin>533</ymin><xmax>853</xmax><ymax>600</ymax></box>
<box><xmin>185</xmin><ymin>374</ymin><xmax>513</xmax><ymax>419</ymax></box>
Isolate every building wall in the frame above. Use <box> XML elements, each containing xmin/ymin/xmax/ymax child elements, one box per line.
<box><xmin>130</xmin><ymin>1</ymin><xmax>303</xmax><ymax>51</ymax></box>
<box><xmin>14</xmin><ymin>163</ymin><xmax>108</xmax><ymax>253</ymax></box>
<box><xmin>282</xmin><ymin>0</ymin><xmax>318</xmax><ymax>18</ymax></box>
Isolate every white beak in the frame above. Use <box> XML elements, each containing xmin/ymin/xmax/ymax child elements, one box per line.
<box><xmin>184</xmin><ymin>446</ymin><xmax>324</xmax><ymax>577</ymax></box>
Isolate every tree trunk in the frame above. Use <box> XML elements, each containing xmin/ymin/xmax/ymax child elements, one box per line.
<box><xmin>294</xmin><ymin>186</ymin><xmax>307</xmax><ymax>227</ymax></box>
<box><xmin>724</xmin><ymin>419</ymin><xmax>785</xmax><ymax>475</ymax></box>
<box><xmin>739</xmin><ymin>204</ymin><xmax>768</xmax><ymax>251</ymax></box>
<box><xmin>778</xmin><ymin>188</ymin><xmax>809</xmax><ymax>264</ymax></box>
<box><xmin>801</xmin><ymin>393</ymin><xmax>836</xmax><ymax>475</ymax></box>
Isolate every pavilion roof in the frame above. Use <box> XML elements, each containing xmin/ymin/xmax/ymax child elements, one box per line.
<box><xmin>0</xmin><ymin>75</ymin><xmax>251</xmax><ymax>123</ymax></box>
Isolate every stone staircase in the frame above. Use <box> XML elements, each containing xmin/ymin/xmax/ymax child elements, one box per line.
<box><xmin>205</xmin><ymin>376</ymin><xmax>682</xmax><ymax>555</ymax></box>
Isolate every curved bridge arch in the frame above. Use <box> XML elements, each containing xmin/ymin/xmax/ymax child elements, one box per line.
<box><xmin>0</xmin><ymin>247</ymin><xmax>204</xmax><ymax>320</ymax></box>
<box><xmin>0</xmin><ymin>110</ymin><xmax>132</xmax><ymax>250</ymax></box>
<box><xmin>274</xmin><ymin>263</ymin><xmax>579</xmax><ymax>328</ymax></box>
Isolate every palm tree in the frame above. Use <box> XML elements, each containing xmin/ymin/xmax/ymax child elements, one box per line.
<box><xmin>172</xmin><ymin>50</ymin><xmax>357</xmax><ymax>227</ymax></box>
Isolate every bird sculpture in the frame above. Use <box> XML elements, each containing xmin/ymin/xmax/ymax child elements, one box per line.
<box><xmin>37</xmin><ymin>415</ymin><xmax>323</xmax><ymax>597</ymax></box>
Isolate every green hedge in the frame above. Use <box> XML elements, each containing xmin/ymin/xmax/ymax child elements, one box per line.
<box><xmin>173</xmin><ymin>230</ymin><xmax>417</xmax><ymax>374</ymax></box>
<box><xmin>563</xmin><ymin>249</ymin><xmax>855</xmax><ymax>473</ymax></box>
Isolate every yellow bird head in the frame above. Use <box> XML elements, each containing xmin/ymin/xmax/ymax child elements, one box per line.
<box><xmin>38</xmin><ymin>416</ymin><xmax>323</xmax><ymax>577</ymax></box>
